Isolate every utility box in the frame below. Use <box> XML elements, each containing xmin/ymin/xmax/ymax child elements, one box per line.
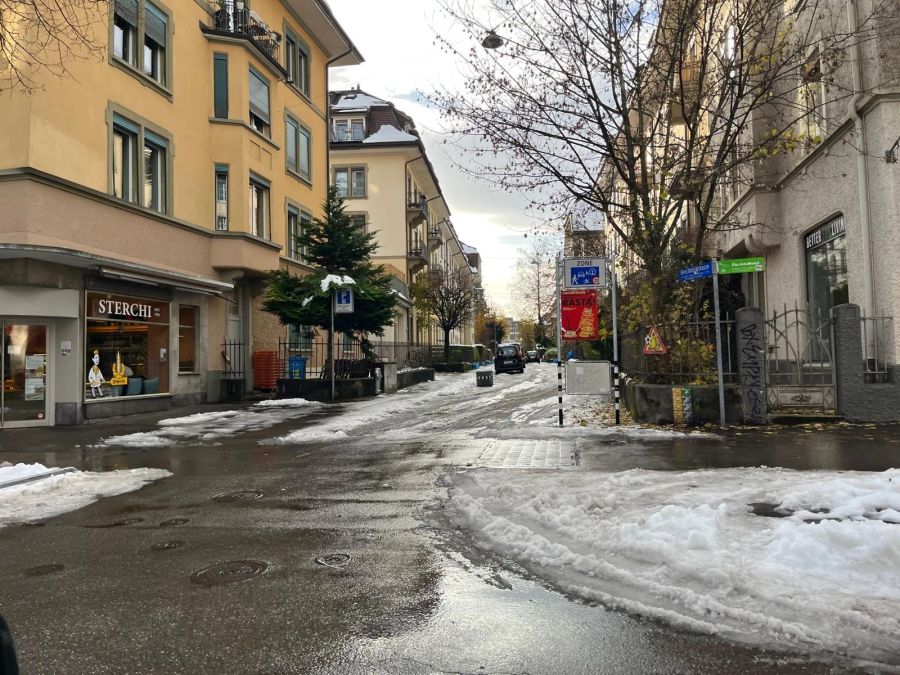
<box><xmin>476</xmin><ymin>371</ymin><xmax>494</xmax><ymax>387</ymax></box>
<box><xmin>565</xmin><ymin>360</ymin><xmax>611</xmax><ymax>399</ymax></box>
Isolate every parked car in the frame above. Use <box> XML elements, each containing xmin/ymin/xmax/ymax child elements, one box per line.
<box><xmin>526</xmin><ymin>350</ymin><xmax>539</xmax><ymax>363</ymax></box>
<box><xmin>494</xmin><ymin>343</ymin><xmax>526</xmax><ymax>374</ymax></box>
<box><xmin>542</xmin><ymin>348</ymin><xmax>558</xmax><ymax>362</ymax></box>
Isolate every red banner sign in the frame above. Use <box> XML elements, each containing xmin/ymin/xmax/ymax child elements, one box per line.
<box><xmin>560</xmin><ymin>289</ymin><xmax>599</xmax><ymax>341</ymax></box>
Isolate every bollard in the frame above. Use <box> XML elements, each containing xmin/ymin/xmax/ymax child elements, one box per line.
<box><xmin>476</xmin><ymin>371</ymin><xmax>494</xmax><ymax>387</ymax></box>
<box><xmin>557</xmin><ymin>360</ymin><xmax>563</xmax><ymax>426</ymax></box>
<box><xmin>614</xmin><ymin>363</ymin><xmax>620</xmax><ymax>425</ymax></box>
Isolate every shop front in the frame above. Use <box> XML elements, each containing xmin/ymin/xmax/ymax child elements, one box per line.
<box><xmin>1</xmin><ymin>322</ymin><xmax>51</xmax><ymax>427</ymax></box>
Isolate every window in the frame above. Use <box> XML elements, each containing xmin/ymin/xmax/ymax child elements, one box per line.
<box><xmin>332</xmin><ymin>118</ymin><xmax>364</xmax><ymax>142</ymax></box>
<box><xmin>111</xmin><ymin>112</ymin><xmax>169</xmax><ymax>213</ymax></box>
<box><xmin>215</xmin><ymin>167</ymin><xmax>228</xmax><ymax>230</ymax></box>
<box><xmin>342</xmin><ymin>332</ymin><xmax>354</xmax><ymax>353</ymax></box>
<box><xmin>287</xmin><ymin>324</ymin><xmax>313</xmax><ymax>351</ymax></box>
<box><xmin>349</xmin><ymin>214</ymin><xmax>367</xmax><ymax>233</ymax></box>
<box><xmin>801</xmin><ymin>48</ymin><xmax>826</xmax><ymax>142</ymax></box>
<box><xmin>249</xmin><ymin>177</ymin><xmax>269</xmax><ymax>239</ymax></box>
<box><xmin>143</xmin><ymin>131</ymin><xmax>167</xmax><ymax>213</ymax></box>
<box><xmin>285</xmin><ymin>117</ymin><xmax>311</xmax><ymax>181</ymax></box>
<box><xmin>287</xmin><ymin>206</ymin><xmax>310</xmax><ymax>261</ymax></box>
<box><xmin>178</xmin><ymin>306</ymin><xmax>197</xmax><ymax>372</ymax></box>
<box><xmin>113</xmin><ymin>116</ymin><xmax>138</xmax><ymax>203</ymax></box>
<box><xmin>285</xmin><ymin>31</ymin><xmax>310</xmax><ymax>96</ymax></box>
<box><xmin>143</xmin><ymin>2</ymin><xmax>167</xmax><ymax>85</ymax></box>
<box><xmin>334</xmin><ymin>167</ymin><xmax>365</xmax><ymax>197</ymax></box>
<box><xmin>112</xmin><ymin>0</ymin><xmax>170</xmax><ymax>90</ymax></box>
<box><xmin>213</xmin><ymin>53</ymin><xmax>228</xmax><ymax>118</ymax></box>
<box><xmin>249</xmin><ymin>69</ymin><xmax>270</xmax><ymax>136</ymax></box>
<box><xmin>113</xmin><ymin>0</ymin><xmax>137</xmax><ymax>65</ymax></box>
<box><xmin>806</xmin><ymin>215</ymin><xmax>847</xmax><ymax>360</ymax></box>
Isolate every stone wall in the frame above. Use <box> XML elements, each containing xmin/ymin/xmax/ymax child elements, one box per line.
<box><xmin>397</xmin><ymin>369</ymin><xmax>435</xmax><ymax>389</ymax></box>
<box><xmin>623</xmin><ymin>381</ymin><xmax>743</xmax><ymax>425</ymax></box>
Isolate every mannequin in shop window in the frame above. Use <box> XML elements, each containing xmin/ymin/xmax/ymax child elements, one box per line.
<box><xmin>87</xmin><ymin>350</ymin><xmax>106</xmax><ymax>397</ymax></box>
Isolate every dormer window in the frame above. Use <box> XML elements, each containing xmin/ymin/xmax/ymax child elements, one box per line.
<box><xmin>333</xmin><ymin>117</ymin><xmax>365</xmax><ymax>142</ymax></box>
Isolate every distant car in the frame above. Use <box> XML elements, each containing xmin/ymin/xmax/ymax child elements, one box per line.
<box><xmin>526</xmin><ymin>350</ymin><xmax>539</xmax><ymax>363</ymax></box>
<box><xmin>494</xmin><ymin>343</ymin><xmax>526</xmax><ymax>374</ymax></box>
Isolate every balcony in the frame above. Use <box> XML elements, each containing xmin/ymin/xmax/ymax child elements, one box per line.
<box><xmin>330</xmin><ymin>128</ymin><xmax>366</xmax><ymax>143</ymax></box>
<box><xmin>427</xmin><ymin>226</ymin><xmax>443</xmax><ymax>248</ymax></box>
<box><xmin>670</xmin><ymin>62</ymin><xmax>701</xmax><ymax>123</ymax></box>
<box><xmin>406</xmin><ymin>246</ymin><xmax>428</xmax><ymax>273</ymax></box>
<box><xmin>406</xmin><ymin>194</ymin><xmax>428</xmax><ymax>225</ymax></box>
<box><xmin>207</xmin><ymin>1</ymin><xmax>281</xmax><ymax>65</ymax></box>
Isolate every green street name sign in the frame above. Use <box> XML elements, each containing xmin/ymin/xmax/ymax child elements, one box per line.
<box><xmin>717</xmin><ymin>257</ymin><xmax>765</xmax><ymax>275</ymax></box>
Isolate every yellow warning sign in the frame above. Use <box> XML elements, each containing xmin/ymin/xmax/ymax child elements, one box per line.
<box><xmin>643</xmin><ymin>325</ymin><xmax>668</xmax><ymax>355</ymax></box>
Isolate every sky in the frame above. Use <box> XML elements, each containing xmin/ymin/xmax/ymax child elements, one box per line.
<box><xmin>326</xmin><ymin>0</ymin><xmax>545</xmax><ymax>317</ymax></box>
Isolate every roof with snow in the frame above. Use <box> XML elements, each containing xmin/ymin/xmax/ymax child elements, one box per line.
<box><xmin>331</xmin><ymin>91</ymin><xmax>390</xmax><ymax>111</ymax></box>
<box><xmin>363</xmin><ymin>125</ymin><xmax>418</xmax><ymax>144</ymax></box>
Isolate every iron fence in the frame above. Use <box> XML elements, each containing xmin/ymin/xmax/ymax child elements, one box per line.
<box><xmin>861</xmin><ymin>311</ymin><xmax>895</xmax><ymax>383</ymax></box>
<box><xmin>620</xmin><ymin>318</ymin><xmax>737</xmax><ymax>385</ymax></box>
<box><xmin>277</xmin><ymin>338</ymin><xmax>432</xmax><ymax>380</ymax></box>
<box><xmin>210</xmin><ymin>0</ymin><xmax>280</xmax><ymax>62</ymax></box>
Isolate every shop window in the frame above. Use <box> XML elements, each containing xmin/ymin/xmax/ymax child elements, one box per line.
<box><xmin>249</xmin><ymin>69</ymin><xmax>270</xmax><ymax>137</ymax></box>
<box><xmin>178</xmin><ymin>306</ymin><xmax>197</xmax><ymax>372</ymax></box>
<box><xmin>85</xmin><ymin>292</ymin><xmax>171</xmax><ymax>399</ymax></box>
<box><xmin>805</xmin><ymin>215</ymin><xmax>848</xmax><ymax>323</ymax></box>
<box><xmin>249</xmin><ymin>177</ymin><xmax>270</xmax><ymax>239</ymax></box>
<box><xmin>215</xmin><ymin>167</ymin><xmax>228</xmax><ymax>230</ymax></box>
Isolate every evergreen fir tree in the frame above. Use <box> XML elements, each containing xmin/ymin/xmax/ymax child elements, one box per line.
<box><xmin>263</xmin><ymin>187</ymin><xmax>396</xmax><ymax>360</ymax></box>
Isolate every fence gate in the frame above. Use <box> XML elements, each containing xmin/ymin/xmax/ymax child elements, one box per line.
<box><xmin>764</xmin><ymin>305</ymin><xmax>835</xmax><ymax>413</ymax></box>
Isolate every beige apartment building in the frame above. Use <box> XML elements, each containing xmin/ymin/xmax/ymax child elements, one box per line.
<box><xmin>0</xmin><ymin>0</ymin><xmax>360</xmax><ymax>426</ymax></box>
<box><xmin>328</xmin><ymin>89</ymin><xmax>479</xmax><ymax>347</ymax></box>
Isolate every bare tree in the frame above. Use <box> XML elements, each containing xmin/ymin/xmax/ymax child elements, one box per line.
<box><xmin>510</xmin><ymin>236</ymin><xmax>559</xmax><ymax>345</ymax></box>
<box><xmin>411</xmin><ymin>267</ymin><xmax>476</xmax><ymax>361</ymax></box>
<box><xmin>1</xmin><ymin>0</ymin><xmax>107</xmax><ymax>93</ymax></box>
<box><xmin>432</xmin><ymin>0</ymin><xmax>896</xmax><ymax>314</ymax></box>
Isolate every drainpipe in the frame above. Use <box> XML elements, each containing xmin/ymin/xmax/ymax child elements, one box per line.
<box><xmin>847</xmin><ymin>0</ymin><xmax>875</xmax><ymax>317</ymax></box>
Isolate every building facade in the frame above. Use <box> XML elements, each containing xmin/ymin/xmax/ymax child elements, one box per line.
<box><xmin>328</xmin><ymin>89</ymin><xmax>479</xmax><ymax>348</ymax></box>
<box><xmin>0</xmin><ymin>0</ymin><xmax>360</xmax><ymax>427</ymax></box>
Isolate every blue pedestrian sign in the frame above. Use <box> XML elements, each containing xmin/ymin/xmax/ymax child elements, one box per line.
<box><xmin>563</xmin><ymin>257</ymin><xmax>607</xmax><ymax>289</ymax></box>
<box><xmin>334</xmin><ymin>288</ymin><xmax>354</xmax><ymax>314</ymax></box>
<box><xmin>678</xmin><ymin>261</ymin><xmax>714</xmax><ymax>282</ymax></box>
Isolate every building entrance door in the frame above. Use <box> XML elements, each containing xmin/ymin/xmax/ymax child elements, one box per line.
<box><xmin>1</xmin><ymin>322</ymin><xmax>51</xmax><ymax>427</ymax></box>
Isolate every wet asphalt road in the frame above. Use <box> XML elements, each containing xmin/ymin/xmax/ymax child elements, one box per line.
<box><xmin>1</xmin><ymin>363</ymin><xmax>899</xmax><ymax>674</ymax></box>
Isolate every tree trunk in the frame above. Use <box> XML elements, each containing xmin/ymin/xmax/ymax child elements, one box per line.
<box><xmin>443</xmin><ymin>328</ymin><xmax>451</xmax><ymax>362</ymax></box>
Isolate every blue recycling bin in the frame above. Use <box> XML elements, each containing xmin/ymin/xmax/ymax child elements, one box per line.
<box><xmin>287</xmin><ymin>355</ymin><xmax>307</xmax><ymax>380</ymax></box>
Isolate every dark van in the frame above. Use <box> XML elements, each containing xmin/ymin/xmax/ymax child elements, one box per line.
<box><xmin>494</xmin><ymin>343</ymin><xmax>526</xmax><ymax>374</ymax></box>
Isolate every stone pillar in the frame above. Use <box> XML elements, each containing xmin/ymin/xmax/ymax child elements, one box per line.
<box><xmin>832</xmin><ymin>303</ymin><xmax>863</xmax><ymax>418</ymax></box>
<box><xmin>736</xmin><ymin>307</ymin><xmax>767</xmax><ymax>424</ymax></box>
<box><xmin>381</xmin><ymin>361</ymin><xmax>398</xmax><ymax>394</ymax></box>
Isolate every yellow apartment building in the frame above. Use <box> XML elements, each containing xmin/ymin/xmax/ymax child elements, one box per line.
<box><xmin>328</xmin><ymin>89</ymin><xmax>479</xmax><ymax>348</ymax></box>
<box><xmin>0</xmin><ymin>0</ymin><xmax>360</xmax><ymax>427</ymax></box>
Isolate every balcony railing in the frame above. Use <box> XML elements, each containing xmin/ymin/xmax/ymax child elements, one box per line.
<box><xmin>406</xmin><ymin>194</ymin><xmax>428</xmax><ymax>225</ymax></box>
<box><xmin>330</xmin><ymin>128</ymin><xmax>366</xmax><ymax>143</ymax></box>
<box><xmin>210</xmin><ymin>1</ymin><xmax>280</xmax><ymax>63</ymax></box>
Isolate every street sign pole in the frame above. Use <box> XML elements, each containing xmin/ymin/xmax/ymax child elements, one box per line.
<box><xmin>610</xmin><ymin>251</ymin><xmax>620</xmax><ymax>425</ymax></box>
<box><xmin>712</xmin><ymin>262</ymin><xmax>726</xmax><ymax>426</ymax></box>
<box><xmin>555</xmin><ymin>253</ymin><xmax>563</xmax><ymax>427</ymax></box>
<box><xmin>330</xmin><ymin>290</ymin><xmax>336</xmax><ymax>402</ymax></box>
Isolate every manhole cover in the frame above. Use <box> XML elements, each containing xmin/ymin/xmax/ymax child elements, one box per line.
<box><xmin>190</xmin><ymin>560</ymin><xmax>268</xmax><ymax>586</ymax></box>
<box><xmin>85</xmin><ymin>517</ymin><xmax>144</xmax><ymax>528</ymax></box>
<box><xmin>24</xmin><ymin>564</ymin><xmax>64</xmax><ymax>576</ymax></box>
<box><xmin>160</xmin><ymin>518</ymin><xmax>189</xmax><ymax>527</ymax></box>
<box><xmin>314</xmin><ymin>553</ymin><xmax>351</xmax><ymax>569</ymax></box>
<box><xmin>212</xmin><ymin>490</ymin><xmax>264</xmax><ymax>503</ymax></box>
<box><xmin>151</xmin><ymin>540</ymin><xmax>184</xmax><ymax>551</ymax></box>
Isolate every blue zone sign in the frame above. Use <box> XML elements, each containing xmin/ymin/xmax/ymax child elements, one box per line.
<box><xmin>334</xmin><ymin>289</ymin><xmax>354</xmax><ymax>314</ymax></box>
<box><xmin>563</xmin><ymin>257</ymin><xmax>607</xmax><ymax>289</ymax></box>
<box><xmin>678</xmin><ymin>262</ymin><xmax>714</xmax><ymax>282</ymax></box>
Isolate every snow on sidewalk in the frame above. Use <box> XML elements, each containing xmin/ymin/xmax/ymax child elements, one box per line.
<box><xmin>0</xmin><ymin>462</ymin><xmax>171</xmax><ymax>526</ymax></box>
<box><xmin>443</xmin><ymin>467</ymin><xmax>900</xmax><ymax>666</ymax></box>
<box><xmin>99</xmin><ymin>399</ymin><xmax>320</xmax><ymax>447</ymax></box>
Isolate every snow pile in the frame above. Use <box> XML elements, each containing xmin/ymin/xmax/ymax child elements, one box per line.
<box><xmin>100</xmin><ymin>400</ymin><xmax>318</xmax><ymax>447</ymax></box>
<box><xmin>320</xmin><ymin>274</ymin><xmax>355</xmax><ymax>292</ymax></box>
<box><xmin>363</xmin><ymin>124</ymin><xmax>418</xmax><ymax>144</ymax></box>
<box><xmin>0</xmin><ymin>462</ymin><xmax>53</xmax><ymax>485</ymax></box>
<box><xmin>444</xmin><ymin>467</ymin><xmax>900</xmax><ymax>665</ymax></box>
<box><xmin>0</xmin><ymin>463</ymin><xmax>171</xmax><ymax>526</ymax></box>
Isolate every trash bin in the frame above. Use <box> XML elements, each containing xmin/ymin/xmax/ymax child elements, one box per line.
<box><xmin>288</xmin><ymin>355</ymin><xmax>307</xmax><ymax>380</ymax></box>
<box><xmin>476</xmin><ymin>371</ymin><xmax>494</xmax><ymax>387</ymax></box>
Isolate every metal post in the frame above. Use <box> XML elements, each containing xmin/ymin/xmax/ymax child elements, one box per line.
<box><xmin>712</xmin><ymin>262</ymin><xmax>726</xmax><ymax>426</ymax></box>
<box><xmin>330</xmin><ymin>291</ymin><xmax>336</xmax><ymax>402</ymax></box>
<box><xmin>610</xmin><ymin>253</ymin><xmax>620</xmax><ymax>425</ymax></box>
<box><xmin>556</xmin><ymin>253</ymin><xmax>563</xmax><ymax>426</ymax></box>
<box><xmin>557</xmin><ymin>361</ymin><xmax>564</xmax><ymax>427</ymax></box>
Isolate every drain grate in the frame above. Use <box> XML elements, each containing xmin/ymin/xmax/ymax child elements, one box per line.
<box><xmin>314</xmin><ymin>553</ymin><xmax>351</xmax><ymax>569</ymax></box>
<box><xmin>86</xmin><ymin>517</ymin><xmax>144</xmax><ymax>528</ymax></box>
<box><xmin>160</xmin><ymin>518</ymin><xmax>189</xmax><ymax>527</ymax></box>
<box><xmin>190</xmin><ymin>560</ymin><xmax>268</xmax><ymax>586</ymax></box>
<box><xmin>212</xmin><ymin>490</ymin><xmax>264</xmax><ymax>503</ymax></box>
<box><xmin>151</xmin><ymin>541</ymin><xmax>184</xmax><ymax>551</ymax></box>
<box><xmin>24</xmin><ymin>564</ymin><xmax>64</xmax><ymax>576</ymax></box>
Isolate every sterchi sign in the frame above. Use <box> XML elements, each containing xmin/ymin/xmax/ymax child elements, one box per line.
<box><xmin>560</xmin><ymin>289</ymin><xmax>599</xmax><ymax>340</ymax></box>
<box><xmin>86</xmin><ymin>292</ymin><xmax>168</xmax><ymax>323</ymax></box>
